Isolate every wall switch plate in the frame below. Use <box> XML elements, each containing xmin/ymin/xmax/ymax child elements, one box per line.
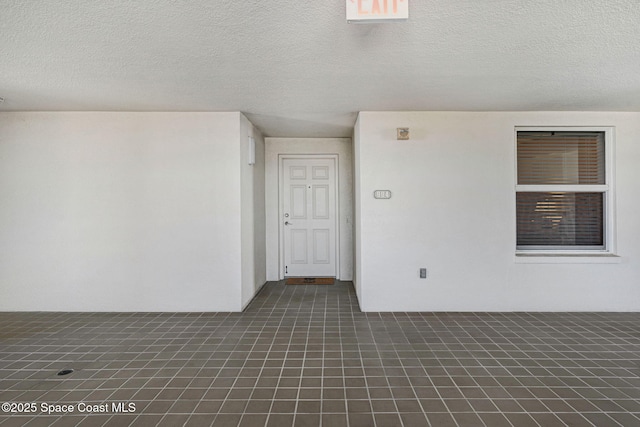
<box><xmin>419</xmin><ymin>268</ymin><xmax>427</xmax><ymax>278</ymax></box>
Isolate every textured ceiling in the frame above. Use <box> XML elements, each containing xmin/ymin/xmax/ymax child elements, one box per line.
<box><xmin>1</xmin><ymin>0</ymin><xmax>639</xmax><ymax>137</ymax></box>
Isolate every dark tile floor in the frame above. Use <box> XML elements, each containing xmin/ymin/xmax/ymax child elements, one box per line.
<box><xmin>1</xmin><ymin>281</ymin><xmax>640</xmax><ymax>426</ymax></box>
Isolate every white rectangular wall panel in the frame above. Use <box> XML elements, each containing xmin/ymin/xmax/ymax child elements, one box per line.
<box><xmin>354</xmin><ymin>111</ymin><xmax>640</xmax><ymax>312</ymax></box>
<box><xmin>0</xmin><ymin>112</ymin><xmax>246</xmax><ymax>312</ymax></box>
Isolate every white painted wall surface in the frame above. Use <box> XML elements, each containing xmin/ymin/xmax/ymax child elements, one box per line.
<box><xmin>0</xmin><ymin>112</ymin><xmax>244</xmax><ymax>311</ymax></box>
<box><xmin>265</xmin><ymin>138</ymin><xmax>353</xmax><ymax>282</ymax></box>
<box><xmin>352</xmin><ymin>118</ymin><xmax>363</xmax><ymax>301</ymax></box>
<box><xmin>240</xmin><ymin>114</ymin><xmax>267</xmax><ymax>309</ymax></box>
<box><xmin>355</xmin><ymin>112</ymin><xmax>640</xmax><ymax>311</ymax></box>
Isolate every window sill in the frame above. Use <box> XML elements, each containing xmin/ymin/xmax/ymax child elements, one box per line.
<box><xmin>515</xmin><ymin>253</ymin><xmax>622</xmax><ymax>264</ymax></box>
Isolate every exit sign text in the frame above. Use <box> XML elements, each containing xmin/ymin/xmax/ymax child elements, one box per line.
<box><xmin>347</xmin><ymin>0</ymin><xmax>408</xmax><ymax>23</ymax></box>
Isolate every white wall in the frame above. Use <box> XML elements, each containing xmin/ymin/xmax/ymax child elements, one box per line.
<box><xmin>240</xmin><ymin>114</ymin><xmax>267</xmax><ymax>309</ymax></box>
<box><xmin>354</xmin><ymin>112</ymin><xmax>640</xmax><ymax>311</ymax></box>
<box><xmin>265</xmin><ymin>138</ymin><xmax>353</xmax><ymax>281</ymax></box>
<box><xmin>0</xmin><ymin>112</ymin><xmax>247</xmax><ymax>311</ymax></box>
<box><xmin>352</xmin><ymin>118</ymin><xmax>362</xmax><ymax>300</ymax></box>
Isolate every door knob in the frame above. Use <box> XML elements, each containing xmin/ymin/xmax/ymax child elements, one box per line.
<box><xmin>285</xmin><ymin>221</ymin><xmax>293</xmax><ymax>225</ymax></box>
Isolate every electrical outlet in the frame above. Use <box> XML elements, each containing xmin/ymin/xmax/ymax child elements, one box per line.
<box><xmin>419</xmin><ymin>268</ymin><xmax>427</xmax><ymax>279</ymax></box>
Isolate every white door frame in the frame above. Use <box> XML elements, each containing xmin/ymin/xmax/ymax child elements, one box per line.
<box><xmin>278</xmin><ymin>154</ymin><xmax>340</xmax><ymax>279</ymax></box>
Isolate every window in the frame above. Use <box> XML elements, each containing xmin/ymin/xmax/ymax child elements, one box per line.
<box><xmin>516</xmin><ymin>128</ymin><xmax>614</xmax><ymax>253</ymax></box>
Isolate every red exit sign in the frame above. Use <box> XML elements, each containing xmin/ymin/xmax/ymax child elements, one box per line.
<box><xmin>346</xmin><ymin>0</ymin><xmax>408</xmax><ymax>23</ymax></box>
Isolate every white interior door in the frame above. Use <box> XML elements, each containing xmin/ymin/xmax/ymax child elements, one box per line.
<box><xmin>283</xmin><ymin>157</ymin><xmax>337</xmax><ymax>277</ymax></box>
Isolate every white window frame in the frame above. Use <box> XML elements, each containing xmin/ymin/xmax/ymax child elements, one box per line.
<box><xmin>515</xmin><ymin>126</ymin><xmax>617</xmax><ymax>259</ymax></box>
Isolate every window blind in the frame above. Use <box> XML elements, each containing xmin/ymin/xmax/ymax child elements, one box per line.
<box><xmin>517</xmin><ymin>131</ymin><xmax>605</xmax><ymax>185</ymax></box>
<box><xmin>516</xmin><ymin>192</ymin><xmax>604</xmax><ymax>248</ymax></box>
